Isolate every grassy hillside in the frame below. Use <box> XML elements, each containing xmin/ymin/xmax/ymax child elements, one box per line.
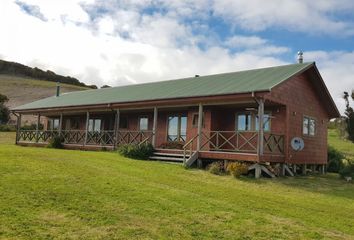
<box><xmin>0</xmin><ymin>74</ymin><xmax>88</xmax><ymax>109</ymax></box>
<box><xmin>0</xmin><ymin>132</ymin><xmax>353</xmax><ymax>239</ymax></box>
<box><xmin>0</xmin><ymin>74</ymin><xmax>89</xmax><ymax>124</ymax></box>
<box><xmin>328</xmin><ymin>129</ymin><xmax>354</xmax><ymax>160</ymax></box>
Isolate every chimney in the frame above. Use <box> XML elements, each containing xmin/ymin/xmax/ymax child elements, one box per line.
<box><xmin>297</xmin><ymin>51</ymin><xmax>303</xmax><ymax>63</ymax></box>
<box><xmin>56</xmin><ymin>82</ymin><xmax>60</xmax><ymax>97</ymax></box>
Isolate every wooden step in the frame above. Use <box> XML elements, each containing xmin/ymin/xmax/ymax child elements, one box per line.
<box><xmin>153</xmin><ymin>152</ymin><xmax>188</xmax><ymax>158</ymax></box>
<box><xmin>149</xmin><ymin>156</ymin><xmax>184</xmax><ymax>162</ymax></box>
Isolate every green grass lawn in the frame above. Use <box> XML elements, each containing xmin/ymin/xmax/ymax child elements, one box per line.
<box><xmin>0</xmin><ymin>132</ymin><xmax>354</xmax><ymax>239</ymax></box>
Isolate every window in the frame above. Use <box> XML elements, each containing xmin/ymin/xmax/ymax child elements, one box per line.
<box><xmin>237</xmin><ymin>113</ymin><xmax>252</xmax><ymax>131</ymax></box>
<box><xmin>236</xmin><ymin>112</ymin><xmax>271</xmax><ymax>132</ymax></box>
<box><xmin>139</xmin><ymin>117</ymin><xmax>149</xmax><ymax>131</ymax></box>
<box><xmin>167</xmin><ymin>115</ymin><xmax>187</xmax><ymax>142</ymax></box>
<box><xmin>255</xmin><ymin>114</ymin><xmax>270</xmax><ymax>131</ymax></box>
<box><xmin>303</xmin><ymin>116</ymin><xmax>316</xmax><ymax>136</ymax></box>
<box><xmin>192</xmin><ymin>113</ymin><xmax>204</xmax><ymax>128</ymax></box>
<box><xmin>88</xmin><ymin>119</ymin><xmax>101</xmax><ymax>132</ymax></box>
<box><xmin>48</xmin><ymin>118</ymin><xmax>60</xmax><ymax>130</ymax></box>
<box><xmin>119</xmin><ymin>116</ymin><xmax>128</xmax><ymax>129</ymax></box>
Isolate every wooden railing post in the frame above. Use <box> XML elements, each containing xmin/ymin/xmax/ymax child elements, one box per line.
<box><xmin>59</xmin><ymin>113</ymin><xmax>63</xmax><ymax>137</ymax></box>
<box><xmin>114</xmin><ymin>109</ymin><xmax>120</xmax><ymax>149</ymax></box>
<box><xmin>196</xmin><ymin>103</ymin><xmax>203</xmax><ymax>151</ymax></box>
<box><xmin>152</xmin><ymin>107</ymin><xmax>158</xmax><ymax>147</ymax></box>
<box><xmin>84</xmin><ymin>111</ymin><xmax>90</xmax><ymax>146</ymax></box>
<box><xmin>15</xmin><ymin>113</ymin><xmax>22</xmax><ymax>144</ymax></box>
<box><xmin>257</xmin><ymin>99</ymin><xmax>264</xmax><ymax>159</ymax></box>
<box><xmin>196</xmin><ymin>103</ymin><xmax>203</xmax><ymax>168</ymax></box>
<box><xmin>35</xmin><ymin>114</ymin><xmax>41</xmax><ymax>143</ymax></box>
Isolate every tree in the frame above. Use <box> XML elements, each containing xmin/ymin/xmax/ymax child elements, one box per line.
<box><xmin>343</xmin><ymin>90</ymin><xmax>354</xmax><ymax>142</ymax></box>
<box><xmin>101</xmin><ymin>85</ymin><xmax>111</xmax><ymax>88</ymax></box>
<box><xmin>0</xmin><ymin>93</ymin><xmax>10</xmax><ymax>124</ymax></box>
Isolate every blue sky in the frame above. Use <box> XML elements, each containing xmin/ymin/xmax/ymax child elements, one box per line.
<box><xmin>0</xmin><ymin>0</ymin><xmax>353</xmax><ymax>112</ymax></box>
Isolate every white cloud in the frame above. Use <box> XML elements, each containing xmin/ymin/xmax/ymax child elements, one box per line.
<box><xmin>304</xmin><ymin>50</ymin><xmax>354</xmax><ymax>114</ymax></box>
<box><xmin>212</xmin><ymin>0</ymin><xmax>354</xmax><ymax>35</ymax></box>
<box><xmin>0</xmin><ymin>0</ymin><xmax>352</xmax><ymax>114</ymax></box>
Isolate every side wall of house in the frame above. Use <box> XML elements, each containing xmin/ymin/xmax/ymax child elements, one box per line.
<box><xmin>265</xmin><ymin>71</ymin><xmax>329</xmax><ymax>164</ymax></box>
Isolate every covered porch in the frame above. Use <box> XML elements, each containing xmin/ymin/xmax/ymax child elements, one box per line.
<box><xmin>15</xmin><ymin>98</ymin><xmax>287</xmax><ymax>165</ymax></box>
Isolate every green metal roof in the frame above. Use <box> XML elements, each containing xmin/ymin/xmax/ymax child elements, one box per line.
<box><xmin>13</xmin><ymin>62</ymin><xmax>314</xmax><ymax>111</ymax></box>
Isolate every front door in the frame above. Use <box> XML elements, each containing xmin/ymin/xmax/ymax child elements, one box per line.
<box><xmin>167</xmin><ymin>115</ymin><xmax>187</xmax><ymax>142</ymax></box>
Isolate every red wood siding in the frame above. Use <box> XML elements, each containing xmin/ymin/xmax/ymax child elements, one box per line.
<box><xmin>265</xmin><ymin>71</ymin><xmax>329</xmax><ymax>164</ymax></box>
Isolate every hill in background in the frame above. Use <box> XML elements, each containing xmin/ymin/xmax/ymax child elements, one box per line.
<box><xmin>0</xmin><ymin>75</ymin><xmax>90</xmax><ymax>125</ymax></box>
<box><xmin>0</xmin><ymin>59</ymin><xmax>95</xmax><ymax>125</ymax></box>
<box><xmin>0</xmin><ymin>59</ymin><xmax>97</xmax><ymax>89</ymax></box>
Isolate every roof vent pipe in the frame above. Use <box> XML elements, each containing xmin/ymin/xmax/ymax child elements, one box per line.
<box><xmin>297</xmin><ymin>51</ymin><xmax>303</xmax><ymax>63</ymax></box>
<box><xmin>56</xmin><ymin>82</ymin><xmax>60</xmax><ymax>97</ymax></box>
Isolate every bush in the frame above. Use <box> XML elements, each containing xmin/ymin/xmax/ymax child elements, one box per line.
<box><xmin>207</xmin><ymin>162</ymin><xmax>224</xmax><ymax>175</ymax></box>
<box><xmin>159</xmin><ymin>141</ymin><xmax>184</xmax><ymax>150</ymax></box>
<box><xmin>47</xmin><ymin>136</ymin><xmax>64</xmax><ymax>149</ymax></box>
<box><xmin>339</xmin><ymin>162</ymin><xmax>354</xmax><ymax>179</ymax></box>
<box><xmin>327</xmin><ymin>146</ymin><xmax>345</xmax><ymax>173</ymax></box>
<box><xmin>118</xmin><ymin>143</ymin><xmax>154</xmax><ymax>160</ymax></box>
<box><xmin>0</xmin><ymin>124</ymin><xmax>16</xmax><ymax>132</ymax></box>
<box><xmin>226</xmin><ymin>162</ymin><xmax>249</xmax><ymax>178</ymax></box>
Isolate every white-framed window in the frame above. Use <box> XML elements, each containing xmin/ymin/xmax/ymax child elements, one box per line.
<box><xmin>303</xmin><ymin>116</ymin><xmax>316</xmax><ymax>136</ymax></box>
<box><xmin>48</xmin><ymin>118</ymin><xmax>60</xmax><ymax>130</ymax></box>
<box><xmin>88</xmin><ymin>119</ymin><xmax>102</xmax><ymax>132</ymax></box>
<box><xmin>139</xmin><ymin>116</ymin><xmax>149</xmax><ymax>131</ymax></box>
<box><xmin>236</xmin><ymin>112</ymin><xmax>271</xmax><ymax>132</ymax></box>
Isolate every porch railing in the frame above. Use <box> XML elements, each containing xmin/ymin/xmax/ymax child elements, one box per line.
<box><xmin>200</xmin><ymin>131</ymin><xmax>284</xmax><ymax>154</ymax></box>
<box><xmin>17</xmin><ymin>129</ymin><xmax>284</xmax><ymax>154</ymax></box>
<box><xmin>17</xmin><ymin>129</ymin><xmax>154</xmax><ymax>147</ymax></box>
<box><xmin>117</xmin><ymin>130</ymin><xmax>153</xmax><ymax>145</ymax></box>
<box><xmin>18</xmin><ymin>130</ymin><xmax>59</xmax><ymax>143</ymax></box>
<box><xmin>86</xmin><ymin>131</ymin><xmax>115</xmax><ymax>146</ymax></box>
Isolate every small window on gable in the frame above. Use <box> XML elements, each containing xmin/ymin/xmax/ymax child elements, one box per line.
<box><xmin>192</xmin><ymin>113</ymin><xmax>204</xmax><ymax>128</ymax></box>
<box><xmin>139</xmin><ymin>116</ymin><xmax>148</xmax><ymax>131</ymax></box>
<box><xmin>119</xmin><ymin>116</ymin><xmax>128</xmax><ymax>129</ymax></box>
<box><xmin>303</xmin><ymin>116</ymin><xmax>316</xmax><ymax>136</ymax></box>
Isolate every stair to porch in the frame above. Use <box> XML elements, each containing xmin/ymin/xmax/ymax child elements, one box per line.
<box><xmin>149</xmin><ymin>152</ymin><xmax>188</xmax><ymax>163</ymax></box>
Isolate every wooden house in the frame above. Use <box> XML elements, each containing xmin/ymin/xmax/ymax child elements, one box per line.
<box><xmin>12</xmin><ymin>62</ymin><xmax>340</xmax><ymax>177</ymax></box>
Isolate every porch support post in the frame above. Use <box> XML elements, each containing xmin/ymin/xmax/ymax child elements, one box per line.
<box><xmin>257</xmin><ymin>98</ymin><xmax>264</xmax><ymax>161</ymax></box>
<box><xmin>35</xmin><ymin>114</ymin><xmax>41</xmax><ymax>143</ymax></box>
<box><xmin>197</xmin><ymin>103</ymin><xmax>203</xmax><ymax>168</ymax></box>
<box><xmin>59</xmin><ymin>113</ymin><xmax>63</xmax><ymax>136</ymax></box>
<box><xmin>15</xmin><ymin>113</ymin><xmax>22</xmax><ymax>144</ymax></box>
<box><xmin>114</xmin><ymin>109</ymin><xmax>120</xmax><ymax>149</ymax></box>
<box><xmin>152</xmin><ymin>107</ymin><xmax>158</xmax><ymax>147</ymax></box>
<box><xmin>197</xmin><ymin>103</ymin><xmax>203</xmax><ymax>151</ymax></box>
<box><xmin>84</xmin><ymin>111</ymin><xmax>89</xmax><ymax>146</ymax></box>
